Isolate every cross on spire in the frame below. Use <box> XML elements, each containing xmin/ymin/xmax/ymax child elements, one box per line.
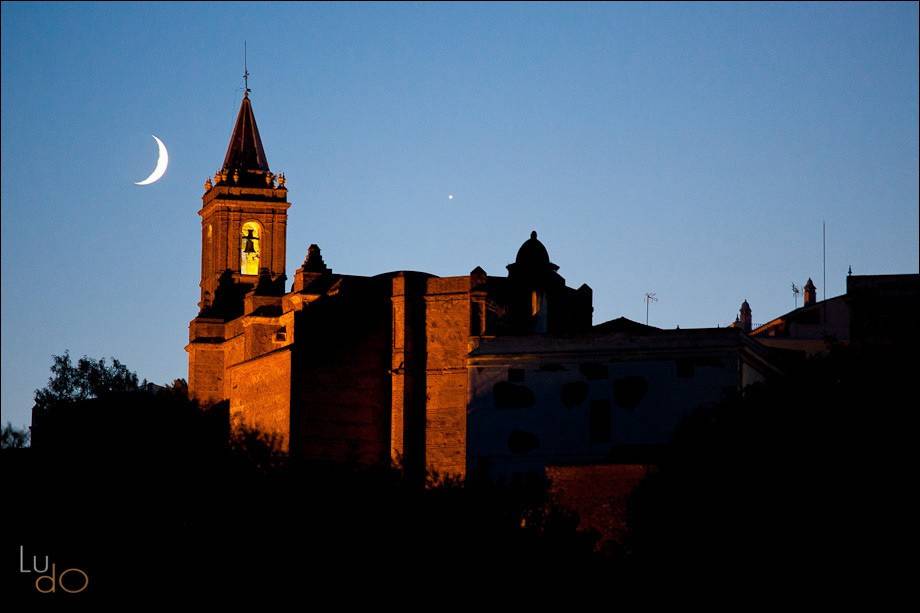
<box><xmin>243</xmin><ymin>41</ymin><xmax>250</xmax><ymax>96</ymax></box>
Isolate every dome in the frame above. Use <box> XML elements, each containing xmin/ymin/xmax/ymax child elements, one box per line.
<box><xmin>506</xmin><ymin>230</ymin><xmax>560</xmax><ymax>280</ymax></box>
<box><xmin>515</xmin><ymin>231</ymin><xmax>551</xmax><ymax>268</ymax></box>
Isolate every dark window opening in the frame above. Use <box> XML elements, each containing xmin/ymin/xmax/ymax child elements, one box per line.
<box><xmin>589</xmin><ymin>400</ymin><xmax>611</xmax><ymax>444</ymax></box>
<box><xmin>508</xmin><ymin>430</ymin><xmax>540</xmax><ymax>454</ymax></box>
<box><xmin>580</xmin><ymin>362</ymin><xmax>608</xmax><ymax>380</ymax></box>
<box><xmin>613</xmin><ymin>376</ymin><xmax>648</xmax><ymax>409</ymax></box>
<box><xmin>676</xmin><ymin>358</ymin><xmax>695</xmax><ymax>378</ymax></box>
<box><xmin>561</xmin><ymin>381</ymin><xmax>589</xmax><ymax>407</ymax></box>
<box><xmin>493</xmin><ymin>381</ymin><xmax>535</xmax><ymax>409</ymax></box>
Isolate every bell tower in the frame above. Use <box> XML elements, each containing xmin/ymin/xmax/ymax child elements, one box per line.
<box><xmin>197</xmin><ymin>90</ymin><xmax>290</xmax><ymax>318</ymax></box>
<box><xmin>187</xmin><ymin>89</ymin><xmax>291</xmax><ymax>404</ymax></box>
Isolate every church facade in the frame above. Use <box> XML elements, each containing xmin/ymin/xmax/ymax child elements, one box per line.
<box><xmin>187</xmin><ymin>92</ymin><xmax>781</xmax><ymax>479</ymax></box>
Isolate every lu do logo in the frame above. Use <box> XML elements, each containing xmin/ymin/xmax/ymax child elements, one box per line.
<box><xmin>19</xmin><ymin>546</ymin><xmax>89</xmax><ymax>594</ymax></box>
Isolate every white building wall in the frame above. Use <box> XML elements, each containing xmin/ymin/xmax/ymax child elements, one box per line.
<box><xmin>468</xmin><ymin>354</ymin><xmax>739</xmax><ymax>479</ymax></box>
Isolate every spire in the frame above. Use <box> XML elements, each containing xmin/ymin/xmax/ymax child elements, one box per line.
<box><xmin>222</xmin><ymin>93</ymin><xmax>269</xmax><ymax>173</ymax></box>
<box><xmin>739</xmin><ymin>299</ymin><xmax>752</xmax><ymax>333</ymax></box>
<box><xmin>803</xmin><ymin>278</ymin><xmax>817</xmax><ymax>306</ymax></box>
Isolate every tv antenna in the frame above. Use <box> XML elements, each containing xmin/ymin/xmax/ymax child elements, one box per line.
<box><xmin>792</xmin><ymin>282</ymin><xmax>800</xmax><ymax>308</ymax></box>
<box><xmin>643</xmin><ymin>292</ymin><xmax>658</xmax><ymax>326</ymax></box>
<box><xmin>822</xmin><ymin>220</ymin><xmax>827</xmax><ymax>302</ymax></box>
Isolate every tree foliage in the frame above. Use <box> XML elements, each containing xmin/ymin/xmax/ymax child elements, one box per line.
<box><xmin>624</xmin><ymin>343</ymin><xmax>913</xmax><ymax>587</ymax></box>
<box><xmin>0</xmin><ymin>422</ymin><xmax>30</xmax><ymax>449</ymax></box>
<box><xmin>32</xmin><ymin>351</ymin><xmax>141</xmax><ymax>412</ymax></box>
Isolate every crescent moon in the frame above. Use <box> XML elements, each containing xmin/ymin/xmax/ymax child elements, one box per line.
<box><xmin>135</xmin><ymin>135</ymin><xmax>169</xmax><ymax>185</ymax></box>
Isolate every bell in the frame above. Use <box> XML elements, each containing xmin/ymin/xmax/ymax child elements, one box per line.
<box><xmin>242</xmin><ymin>229</ymin><xmax>258</xmax><ymax>254</ymax></box>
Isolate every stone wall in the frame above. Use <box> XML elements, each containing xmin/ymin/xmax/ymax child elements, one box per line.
<box><xmin>229</xmin><ymin>347</ymin><xmax>292</xmax><ymax>451</ymax></box>
<box><xmin>187</xmin><ymin>342</ymin><xmax>225</xmax><ymax>406</ymax></box>
<box><xmin>390</xmin><ymin>273</ymin><xmax>430</xmax><ymax>478</ymax></box>
<box><xmin>424</xmin><ymin>277</ymin><xmax>471</xmax><ymax>478</ymax></box>
<box><xmin>292</xmin><ymin>283</ymin><xmax>392</xmax><ymax>465</ymax></box>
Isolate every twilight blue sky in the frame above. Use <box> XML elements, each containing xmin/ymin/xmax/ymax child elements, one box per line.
<box><xmin>2</xmin><ymin>2</ymin><xmax>918</xmax><ymax>430</ymax></box>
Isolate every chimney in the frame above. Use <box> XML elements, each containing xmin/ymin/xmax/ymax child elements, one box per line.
<box><xmin>803</xmin><ymin>278</ymin><xmax>817</xmax><ymax>306</ymax></box>
<box><xmin>739</xmin><ymin>300</ymin><xmax>752</xmax><ymax>333</ymax></box>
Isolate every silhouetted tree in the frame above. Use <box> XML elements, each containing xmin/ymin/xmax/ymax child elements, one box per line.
<box><xmin>32</xmin><ymin>351</ymin><xmax>141</xmax><ymax>412</ymax></box>
<box><xmin>0</xmin><ymin>422</ymin><xmax>29</xmax><ymax>449</ymax></box>
<box><xmin>6</xmin><ymin>351</ymin><xmax>602</xmax><ymax>603</ymax></box>
<box><xmin>625</xmin><ymin>343</ymin><xmax>913</xmax><ymax>589</ymax></box>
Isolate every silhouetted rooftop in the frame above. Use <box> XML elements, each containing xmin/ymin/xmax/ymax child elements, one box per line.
<box><xmin>592</xmin><ymin>317</ymin><xmax>662</xmax><ymax>335</ymax></box>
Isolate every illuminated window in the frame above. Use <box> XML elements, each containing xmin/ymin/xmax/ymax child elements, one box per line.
<box><xmin>531</xmin><ymin>290</ymin><xmax>548</xmax><ymax>333</ymax></box>
<box><xmin>240</xmin><ymin>221</ymin><xmax>261</xmax><ymax>275</ymax></box>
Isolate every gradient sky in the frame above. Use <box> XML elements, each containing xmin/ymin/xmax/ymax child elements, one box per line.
<box><xmin>2</xmin><ymin>2</ymin><xmax>918</xmax><ymax>430</ymax></box>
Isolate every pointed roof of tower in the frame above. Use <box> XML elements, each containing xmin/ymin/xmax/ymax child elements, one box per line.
<box><xmin>222</xmin><ymin>92</ymin><xmax>269</xmax><ymax>172</ymax></box>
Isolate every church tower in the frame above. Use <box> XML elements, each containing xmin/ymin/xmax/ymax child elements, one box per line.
<box><xmin>197</xmin><ymin>90</ymin><xmax>290</xmax><ymax>315</ymax></box>
<box><xmin>187</xmin><ymin>89</ymin><xmax>291</xmax><ymax>404</ymax></box>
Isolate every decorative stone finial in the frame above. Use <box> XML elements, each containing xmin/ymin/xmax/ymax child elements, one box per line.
<box><xmin>232</xmin><ymin>169</ymin><xmax>240</xmax><ymax>184</ymax></box>
<box><xmin>531</xmin><ymin>230</ymin><xmax>537</xmax><ymax>240</ymax></box>
<box><xmin>205</xmin><ymin>177</ymin><xmax>213</xmax><ymax>191</ymax></box>
<box><xmin>277</xmin><ymin>173</ymin><xmax>286</xmax><ymax>187</ymax></box>
<box><xmin>302</xmin><ymin>243</ymin><xmax>330</xmax><ymax>274</ymax></box>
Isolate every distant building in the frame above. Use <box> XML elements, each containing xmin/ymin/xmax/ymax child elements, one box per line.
<box><xmin>746</xmin><ymin>274</ymin><xmax>920</xmax><ymax>355</ymax></box>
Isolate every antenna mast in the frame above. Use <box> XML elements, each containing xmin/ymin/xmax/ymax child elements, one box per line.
<box><xmin>792</xmin><ymin>282</ymin><xmax>800</xmax><ymax>308</ymax></box>
<box><xmin>643</xmin><ymin>292</ymin><xmax>658</xmax><ymax>326</ymax></box>
<box><xmin>823</xmin><ymin>220</ymin><xmax>826</xmax><ymax>302</ymax></box>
